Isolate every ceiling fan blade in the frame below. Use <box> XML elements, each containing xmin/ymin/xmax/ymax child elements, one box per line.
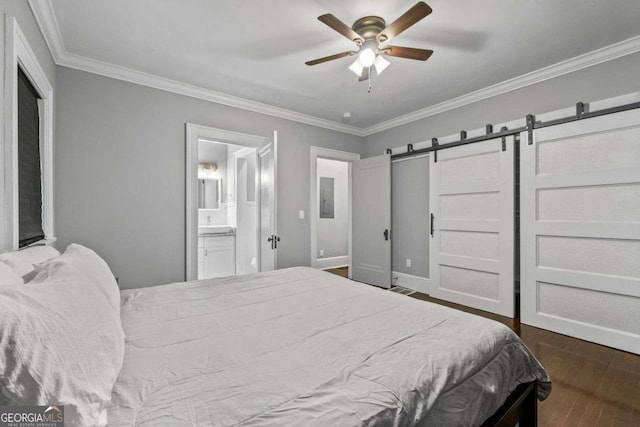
<box><xmin>305</xmin><ymin>51</ymin><xmax>356</xmax><ymax>66</ymax></box>
<box><xmin>382</xmin><ymin>46</ymin><xmax>433</xmax><ymax>61</ymax></box>
<box><xmin>378</xmin><ymin>2</ymin><xmax>432</xmax><ymax>43</ymax></box>
<box><xmin>318</xmin><ymin>14</ymin><xmax>364</xmax><ymax>45</ymax></box>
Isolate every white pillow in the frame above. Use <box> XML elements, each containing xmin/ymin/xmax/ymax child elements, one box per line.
<box><xmin>0</xmin><ymin>262</ymin><xmax>23</xmax><ymax>286</ymax></box>
<box><xmin>34</xmin><ymin>244</ymin><xmax>120</xmax><ymax>313</ymax></box>
<box><xmin>0</xmin><ymin>259</ymin><xmax>125</xmax><ymax>427</ymax></box>
<box><xmin>0</xmin><ymin>245</ymin><xmax>60</xmax><ymax>278</ymax></box>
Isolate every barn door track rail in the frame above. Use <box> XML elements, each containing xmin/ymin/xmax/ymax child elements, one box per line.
<box><xmin>390</xmin><ymin>100</ymin><xmax>640</xmax><ymax>160</ymax></box>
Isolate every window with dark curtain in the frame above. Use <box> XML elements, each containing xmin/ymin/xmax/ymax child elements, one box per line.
<box><xmin>17</xmin><ymin>67</ymin><xmax>44</xmax><ymax>247</ymax></box>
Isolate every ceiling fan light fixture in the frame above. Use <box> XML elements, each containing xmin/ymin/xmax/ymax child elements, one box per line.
<box><xmin>358</xmin><ymin>48</ymin><xmax>376</xmax><ymax>67</ymax></box>
<box><xmin>349</xmin><ymin>59</ymin><xmax>364</xmax><ymax>76</ymax></box>
<box><xmin>374</xmin><ymin>55</ymin><xmax>390</xmax><ymax>75</ymax></box>
<box><xmin>305</xmin><ymin>2</ymin><xmax>434</xmax><ymax>88</ymax></box>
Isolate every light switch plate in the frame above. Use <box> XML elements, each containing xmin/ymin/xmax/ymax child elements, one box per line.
<box><xmin>406</xmin><ymin>259</ymin><xmax>412</xmax><ymax>267</ymax></box>
<box><xmin>298</xmin><ymin>210</ymin><xmax>305</xmax><ymax>219</ymax></box>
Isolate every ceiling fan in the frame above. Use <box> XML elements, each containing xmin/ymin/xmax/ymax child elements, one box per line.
<box><xmin>305</xmin><ymin>2</ymin><xmax>434</xmax><ymax>85</ymax></box>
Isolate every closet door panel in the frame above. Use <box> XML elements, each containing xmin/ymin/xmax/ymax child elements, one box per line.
<box><xmin>520</xmin><ymin>108</ymin><xmax>640</xmax><ymax>354</ymax></box>
<box><xmin>429</xmin><ymin>137</ymin><xmax>515</xmax><ymax>317</ymax></box>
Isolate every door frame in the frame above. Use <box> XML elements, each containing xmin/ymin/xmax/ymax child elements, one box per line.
<box><xmin>185</xmin><ymin>123</ymin><xmax>267</xmax><ymax>281</ymax></box>
<box><xmin>310</xmin><ymin>146</ymin><xmax>360</xmax><ymax>277</ymax></box>
<box><xmin>390</xmin><ymin>153</ymin><xmax>432</xmax><ymax>294</ymax></box>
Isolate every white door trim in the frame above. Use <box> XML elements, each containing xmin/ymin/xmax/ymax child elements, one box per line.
<box><xmin>185</xmin><ymin>123</ymin><xmax>267</xmax><ymax>281</ymax></box>
<box><xmin>310</xmin><ymin>146</ymin><xmax>360</xmax><ymax>278</ymax></box>
<box><xmin>2</xmin><ymin>16</ymin><xmax>55</xmax><ymax>251</ymax></box>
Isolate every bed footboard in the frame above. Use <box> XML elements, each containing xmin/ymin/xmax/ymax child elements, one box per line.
<box><xmin>480</xmin><ymin>382</ymin><xmax>538</xmax><ymax>427</ymax></box>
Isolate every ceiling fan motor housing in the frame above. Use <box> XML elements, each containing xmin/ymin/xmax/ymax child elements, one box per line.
<box><xmin>352</xmin><ymin>16</ymin><xmax>386</xmax><ymax>41</ymax></box>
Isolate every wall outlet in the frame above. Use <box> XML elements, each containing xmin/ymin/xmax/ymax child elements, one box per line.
<box><xmin>319</xmin><ymin>249</ymin><xmax>324</xmax><ymax>257</ymax></box>
<box><xmin>298</xmin><ymin>210</ymin><xmax>305</xmax><ymax>219</ymax></box>
<box><xmin>406</xmin><ymin>259</ymin><xmax>412</xmax><ymax>268</ymax></box>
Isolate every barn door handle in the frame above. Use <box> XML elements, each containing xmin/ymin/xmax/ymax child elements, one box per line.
<box><xmin>383</xmin><ymin>229</ymin><xmax>390</xmax><ymax>241</ymax></box>
<box><xmin>430</xmin><ymin>213</ymin><xmax>435</xmax><ymax>237</ymax></box>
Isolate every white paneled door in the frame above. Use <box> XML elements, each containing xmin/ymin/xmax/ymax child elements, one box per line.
<box><xmin>521</xmin><ymin>109</ymin><xmax>640</xmax><ymax>354</ymax></box>
<box><xmin>429</xmin><ymin>137</ymin><xmax>515</xmax><ymax>317</ymax></box>
<box><xmin>259</xmin><ymin>132</ymin><xmax>277</xmax><ymax>272</ymax></box>
<box><xmin>352</xmin><ymin>154</ymin><xmax>391</xmax><ymax>288</ymax></box>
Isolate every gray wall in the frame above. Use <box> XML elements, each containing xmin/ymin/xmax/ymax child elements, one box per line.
<box><xmin>316</xmin><ymin>158</ymin><xmax>348</xmax><ymax>259</ymax></box>
<box><xmin>54</xmin><ymin>67</ymin><xmax>362</xmax><ymax>288</ymax></box>
<box><xmin>365</xmin><ymin>52</ymin><xmax>640</xmax><ymax>282</ymax></box>
<box><xmin>0</xmin><ymin>1</ymin><xmax>56</xmax><ymax>251</ymax></box>
<box><xmin>363</xmin><ymin>52</ymin><xmax>640</xmax><ymax>157</ymax></box>
<box><xmin>46</xmin><ymin>36</ymin><xmax>640</xmax><ymax>288</ymax></box>
<box><xmin>391</xmin><ymin>156</ymin><xmax>429</xmax><ymax>278</ymax></box>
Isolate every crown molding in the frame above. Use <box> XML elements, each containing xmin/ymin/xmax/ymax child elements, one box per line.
<box><xmin>360</xmin><ymin>34</ymin><xmax>640</xmax><ymax>136</ymax></box>
<box><xmin>27</xmin><ymin>0</ymin><xmax>365</xmax><ymax>137</ymax></box>
<box><xmin>28</xmin><ymin>0</ymin><xmax>64</xmax><ymax>62</ymax></box>
<box><xmin>29</xmin><ymin>0</ymin><xmax>640</xmax><ymax>138</ymax></box>
<box><xmin>55</xmin><ymin>51</ymin><xmax>365</xmax><ymax>136</ymax></box>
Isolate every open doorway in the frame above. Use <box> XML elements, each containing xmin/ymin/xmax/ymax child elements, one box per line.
<box><xmin>310</xmin><ymin>147</ymin><xmax>360</xmax><ymax>277</ymax></box>
<box><xmin>196</xmin><ymin>141</ymin><xmax>257</xmax><ymax>279</ymax></box>
<box><xmin>186</xmin><ymin>124</ymin><xmax>277</xmax><ymax>281</ymax></box>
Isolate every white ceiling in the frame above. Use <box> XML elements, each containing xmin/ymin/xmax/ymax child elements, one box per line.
<box><xmin>45</xmin><ymin>0</ymin><xmax>640</xmax><ymax>129</ymax></box>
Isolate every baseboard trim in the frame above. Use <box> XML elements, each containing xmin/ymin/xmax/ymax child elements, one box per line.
<box><xmin>392</xmin><ymin>271</ymin><xmax>430</xmax><ymax>294</ymax></box>
<box><xmin>317</xmin><ymin>256</ymin><xmax>349</xmax><ymax>270</ymax></box>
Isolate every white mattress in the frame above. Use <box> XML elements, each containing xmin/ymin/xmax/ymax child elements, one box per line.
<box><xmin>109</xmin><ymin>267</ymin><xmax>550</xmax><ymax>426</ymax></box>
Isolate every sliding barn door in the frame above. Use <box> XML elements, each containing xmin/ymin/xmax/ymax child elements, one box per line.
<box><xmin>521</xmin><ymin>109</ymin><xmax>640</xmax><ymax>354</ymax></box>
<box><xmin>352</xmin><ymin>154</ymin><xmax>391</xmax><ymax>288</ymax></box>
<box><xmin>429</xmin><ymin>137</ymin><xmax>515</xmax><ymax>317</ymax></box>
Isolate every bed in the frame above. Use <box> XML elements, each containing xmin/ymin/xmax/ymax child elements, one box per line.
<box><xmin>109</xmin><ymin>267</ymin><xmax>550</xmax><ymax>426</ymax></box>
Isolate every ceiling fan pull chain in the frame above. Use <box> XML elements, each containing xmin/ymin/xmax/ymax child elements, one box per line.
<box><xmin>368</xmin><ymin>67</ymin><xmax>372</xmax><ymax>93</ymax></box>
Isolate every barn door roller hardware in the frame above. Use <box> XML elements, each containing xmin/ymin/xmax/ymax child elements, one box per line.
<box><xmin>526</xmin><ymin>114</ymin><xmax>536</xmax><ymax>145</ymax></box>
<box><xmin>501</xmin><ymin>126</ymin><xmax>509</xmax><ymax>151</ymax></box>
<box><xmin>390</xmin><ymin>98</ymin><xmax>640</xmax><ymax>160</ymax></box>
<box><xmin>576</xmin><ymin>101</ymin><xmax>587</xmax><ymax>118</ymax></box>
<box><xmin>432</xmin><ymin>138</ymin><xmax>439</xmax><ymax>162</ymax></box>
<box><xmin>486</xmin><ymin>124</ymin><xmax>493</xmax><ymax>135</ymax></box>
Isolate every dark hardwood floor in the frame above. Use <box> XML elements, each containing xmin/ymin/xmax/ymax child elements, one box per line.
<box><xmin>325</xmin><ymin>268</ymin><xmax>640</xmax><ymax>426</ymax></box>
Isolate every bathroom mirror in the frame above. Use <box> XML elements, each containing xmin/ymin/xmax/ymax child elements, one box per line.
<box><xmin>198</xmin><ymin>178</ymin><xmax>221</xmax><ymax>210</ymax></box>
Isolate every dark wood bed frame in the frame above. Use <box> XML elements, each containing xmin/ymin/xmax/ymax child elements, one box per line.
<box><xmin>480</xmin><ymin>382</ymin><xmax>538</xmax><ymax>427</ymax></box>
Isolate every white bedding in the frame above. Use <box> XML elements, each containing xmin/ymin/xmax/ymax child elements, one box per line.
<box><xmin>110</xmin><ymin>267</ymin><xmax>550</xmax><ymax>426</ymax></box>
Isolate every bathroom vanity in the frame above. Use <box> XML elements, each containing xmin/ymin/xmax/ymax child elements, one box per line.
<box><xmin>198</xmin><ymin>226</ymin><xmax>236</xmax><ymax>279</ymax></box>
